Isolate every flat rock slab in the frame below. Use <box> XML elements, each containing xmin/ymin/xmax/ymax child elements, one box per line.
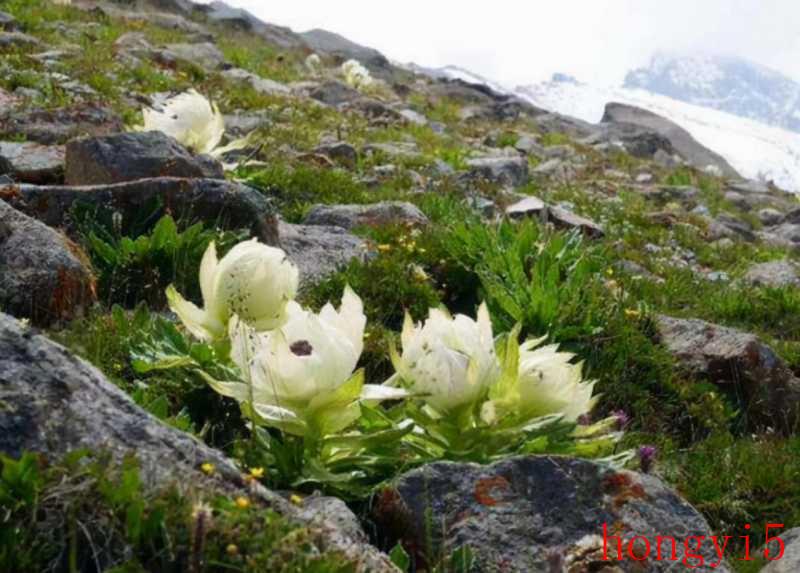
<box><xmin>2</xmin><ymin>177</ymin><xmax>278</xmax><ymax>245</ymax></box>
<box><xmin>656</xmin><ymin>315</ymin><xmax>800</xmax><ymax>429</ymax></box>
<box><xmin>304</xmin><ymin>201</ymin><xmax>429</xmax><ymax>230</ymax></box>
<box><xmin>0</xmin><ymin>31</ymin><xmax>41</xmax><ymax>49</ymax></box>
<box><xmin>0</xmin><ymin>104</ymin><xmax>124</xmax><ymax>145</ymax></box>
<box><xmin>65</xmin><ymin>131</ymin><xmax>223</xmax><ymax>186</ymax></box>
<box><xmin>0</xmin><ymin>141</ymin><xmax>64</xmax><ymax>184</ymax></box>
<box><xmin>279</xmin><ymin>221</ymin><xmax>367</xmax><ymax>289</ymax></box>
<box><xmin>0</xmin><ymin>199</ymin><xmax>95</xmax><ymax>325</ymax></box>
<box><xmin>374</xmin><ymin>456</ymin><xmax>728</xmax><ymax>572</ymax></box>
<box><xmin>157</xmin><ymin>42</ymin><xmax>226</xmax><ymax>70</ymax></box>
<box><xmin>0</xmin><ymin>312</ymin><xmax>395</xmax><ymax>572</ymax></box>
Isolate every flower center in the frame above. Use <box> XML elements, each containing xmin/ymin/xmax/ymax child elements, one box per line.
<box><xmin>290</xmin><ymin>340</ymin><xmax>313</xmax><ymax>356</ymax></box>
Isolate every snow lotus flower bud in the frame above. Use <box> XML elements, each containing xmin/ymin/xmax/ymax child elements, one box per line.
<box><xmin>139</xmin><ymin>89</ymin><xmax>225</xmax><ymax>155</ymax></box>
<box><xmin>391</xmin><ymin>303</ymin><xmax>500</xmax><ymax>416</ymax></box>
<box><xmin>167</xmin><ymin>239</ymin><xmax>299</xmax><ymax>341</ymax></box>
<box><xmin>211</xmin><ymin>287</ymin><xmax>407</xmax><ymax>435</ymax></box>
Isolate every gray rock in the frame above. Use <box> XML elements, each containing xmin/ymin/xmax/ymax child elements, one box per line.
<box><xmin>0</xmin><ymin>200</ymin><xmax>95</xmax><ymax>325</ymax></box>
<box><xmin>602</xmin><ymin>103</ymin><xmax>739</xmax><ymax>178</ymax></box>
<box><xmin>0</xmin><ymin>141</ymin><xmax>64</xmax><ymax>184</ymax></box>
<box><xmin>374</xmin><ymin>456</ymin><xmax>729</xmax><ymax>572</ymax></box>
<box><xmin>727</xmin><ymin>179</ymin><xmax>771</xmax><ymax>194</ymax></box>
<box><xmin>296</xmin><ymin>495</ymin><xmax>368</xmax><ymax>543</ymax></box>
<box><xmin>314</xmin><ymin>141</ymin><xmax>358</xmax><ymax>169</ymax></box>
<box><xmin>466</xmin><ymin>156</ymin><xmax>529</xmax><ymax>188</ymax></box>
<box><xmin>549</xmin><ymin>205</ymin><xmax>605</xmax><ymax>239</ymax></box>
<box><xmin>4</xmin><ymin>177</ymin><xmax>278</xmax><ymax>245</ymax></box>
<box><xmin>397</xmin><ymin>109</ymin><xmax>428</xmax><ymax>125</ymax></box>
<box><xmin>542</xmin><ymin>144</ymin><xmax>574</xmax><ymax>159</ymax></box>
<box><xmin>760</xmin><ymin>223</ymin><xmax>800</xmax><ymax>250</ymax></box>
<box><xmin>157</xmin><ymin>42</ymin><xmax>226</xmax><ymax>69</ymax></box>
<box><xmin>278</xmin><ymin>221</ymin><xmax>366</xmax><ymax>288</ymax></box>
<box><xmin>0</xmin><ymin>11</ymin><xmax>18</xmax><ymax>32</ymax></box>
<box><xmin>220</xmin><ymin>67</ymin><xmax>291</xmax><ymax>96</ymax></box>
<box><xmin>344</xmin><ymin>98</ymin><xmax>408</xmax><ymax>125</ymax></box>
<box><xmin>707</xmin><ymin>215</ymin><xmax>756</xmax><ymax>242</ymax></box>
<box><xmin>505</xmin><ymin>196</ymin><xmax>546</xmax><ymax>219</ymax></box>
<box><xmin>656</xmin><ymin>315</ymin><xmax>800</xmax><ymax>429</ymax></box>
<box><xmin>0</xmin><ymin>104</ymin><xmax>124</xmax><ymax>145</ymax></box>
<box><xmin>514</xmin><ymin>135</ymin><xmax>545</xmax><ymax>157</ymax></box>
<box><xmin>760</xmin><ymin>527</ymin><xmax>800</xmax><ymax>572</ymax></box>
<box><xmin>198</xmin><ymin>2</ymin><xmax>306</xmax><ymax>50</ymax></box>
<box><xmin>304</xmin><ymin>201</ymin><xmax>428</xmax><ymax>230</ymax></box>
<box><xmin>505</xmin><ymin>197</ymin><xmax>604</xmax><ymax>238</ymax></box>
<box><xmin>758</xmin><ymin>208</ymin><xmax>785</xmax><ymax>226</ymax></box>
<box><xmin>0</xmin><ymin>312</ymin><xmax>395</xmax><ymax>572</ymax></box>
<box><xmin>308</xmin><ymin>80</ymin><xmax>362</xmax><ymax>106</ymax></box>
<box><xmin>0</xmin><ymin>31</ymin><xmax>41</xmax><ymax>49</ymax></box>
<box><xmin>65</xmin><ymin>131</ymin><xmax>223</xmax><ymax>186</ymax></box>
<box><xmin>744</xmin><ymin>260</ymin><xmax>800</xmax><ymax>289</ymax></box>
<box><xmin>785</xmin><ymin>207</ymin><xmax>800</xmax><ymax>225</ymax></box>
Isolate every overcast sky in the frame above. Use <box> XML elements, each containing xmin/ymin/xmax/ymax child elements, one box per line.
<box><xmin>201</xmin><ymin>1</ymin><xmax>800</xmax><ymax>87</ymax></box>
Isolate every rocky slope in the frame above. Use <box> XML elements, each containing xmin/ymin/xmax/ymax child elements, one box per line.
<box><xmin>1</xmin><ymin>1</ymin><xmax>800</xmax><ymax>572</ymax></box>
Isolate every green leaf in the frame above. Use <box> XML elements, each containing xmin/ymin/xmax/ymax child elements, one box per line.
<box><xmin>389</xmin><ymin>543</ymin><xmax>411</xmax><ymax>572</ymax></box>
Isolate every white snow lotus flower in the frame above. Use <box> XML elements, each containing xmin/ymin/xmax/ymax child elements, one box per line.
<box><xmin>211</xmin><ymin>287</ymin><xmax>407</xmax><ymax>436</ymax></box>
<box><xmin>166</xmin><ymin>239</ymin><xmax>299</xmax><ymax>342</ymax></box>
<box><xmin>391</xmin><ymin>303</ymin><xmax>500</xmax><ymax>416</ymax></box>
<box><xmin>137</xmin><ymin>90</ymin><xmax>249</xmax><ymax>159</ymax></box>
<box><xmin>305</xmin><ymin>53</ymin><xmax>322</xmax><ymax>74</ymax></box>
<box><xmin>341</xmin><ymin>59</ymin><xmax>373</xmax><ymax>90</ymax></box>
<box><xmin>482</xmin><ymin>334</ymin><xmax>598</xmax><ymax>425</ymax></box>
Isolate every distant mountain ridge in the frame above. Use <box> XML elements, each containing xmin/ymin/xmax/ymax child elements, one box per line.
<box><xmin>625</xmin><ymin>53</ymin><xmax>800</xmax><ymax>133</ymax></box>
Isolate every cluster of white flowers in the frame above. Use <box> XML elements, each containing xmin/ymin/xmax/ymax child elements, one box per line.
<box><xmin>341</xmin><ymin>59</ymin><xmax>373</xmax><ymax>90</ymax></box>
<box><xmin>392</xmin><ymin>304</ymin><xmax>597</xmax><ymax>426</ymax></box>
<box><xmin>305</xmin><ymin>53</ymin><xmax>322</xmax><ymax>75</ymax></box>
<box><xmin>135</xmin><ymin>90</ymin><xmax>249</xmax><ymax>159</ymax></box>
<box><xmin>170</xmin><ymin>240</ymin><xmax>597</xmax><ymax>438</ymax></box>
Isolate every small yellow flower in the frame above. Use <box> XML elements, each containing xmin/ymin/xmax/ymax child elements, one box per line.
<box><xmin>226</xmin><ymin>544</ymin><xmax>239</xmax><ymax>556</ymax></box>
<box><xmin>201</xmin><ymin>462</ymin><xmax>215</xmax><ymax>475</ymax></box>
<box><xmin>290</xmin><ymin>494</ymin><xmax>304</xmax><ymax>506</ymax></box>
<box><xmin>249</xmin><ymin>467</ymin><xmax>265</xmax><ymax>479</ymax></box>
<box><xmin>235</xmin><ymin>496</ymin><xmax>251</xmax><ymax>509</ymax></box>
<box><xmin>605</xmin><ymin>267</ymin><xmax>615</xmax><ymax>277</ymax></box>
<box><xmin>624</xmin><ymin>308</ymin><xmax>641</xmax><ymax>319</ymax></box>
<box><xmin>377</xmin><ymin>244</ymin><xmax>392</xmax><ymax>253</ymax></box>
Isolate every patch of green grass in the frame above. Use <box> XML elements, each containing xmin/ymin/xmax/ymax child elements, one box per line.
<box><xmin>245</xmin><ymin>164</ymin><xmax>382</xmax><ymax>222</ymax></box>
<box><xmin>77</xmin><ymin>211</ymin><xmax>245</xmax><ymax>309</ymax></box>
<box><xmin>539</xmin><ymin>132</ymin><xmax>572</xmax><ymax>147</ymax></box>
<box><xmin>0</xmin><ymin>451</ymin><xmax>355</xmax><ymax>573</ymax></box>
<box><xmin>660</xmin><ymin>432</ymin><xmax>800</xmax><ymax>559</ymax></box>
<box><xmin>216</xmin><ymin>32</ymin><xmax>303</xmax><ymax>84</ymax></box>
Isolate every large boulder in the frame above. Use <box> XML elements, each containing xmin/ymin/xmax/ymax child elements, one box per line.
<box><xmin>0</xmin><ymin>199</ymin><xmax>95</xmax><ymax>325</ymax></box>
<box><xmin>0</xmin><ymin>141</ymin><xmax>64</xmax><ymax>184</ymax></box>
<box><xmin>65</xmin><ymin>131</ymin><xmax>223</xmax><ymax>186</ymax></box>
<box><xmin>304</xmin><ymin>201</ymin><xmax>429</xmax><ymax>230</ymax></box>
<box><xmin>0</xmin><ymin>312</ymin><xmax>396</xmax><ymax>572</ymax></box>
<box><xmin>2</xmin><ymin>177</ymin><xmax>278</xmax><ymax>245</ymax></box>
<box><xmin>374</xmin><ymin>456</ymin><xmax>728</xmax><ymax>572</ymax></box>
<box><xmin>301</xmin><ymin>28</ymin><xmax>392</xmax><ymax>75</ymax></box>
<box><xmin>0</xmin><ymin>104</ymin><xmax>124</xmax><ymax>145</ymax></box>
<box><xmin>601</xmin><ymin>103</ymin><xmax>739</xmax><ymax>178</ymax></box>
<box><xmin>278</xmin><ymin>221</ymin><xmax>367</xmax><ymax>289</ymax></box>
<box><xmin>655</xmin><ymin>315</ymin><xmax>800</xmax><ymax>429</ymax></box>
